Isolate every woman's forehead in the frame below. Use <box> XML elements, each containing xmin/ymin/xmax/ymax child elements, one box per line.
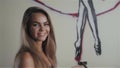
<box><xmin>31</xmin><ymin>13</ymin><xmax>48</xmax><ymax>23</ymax></box>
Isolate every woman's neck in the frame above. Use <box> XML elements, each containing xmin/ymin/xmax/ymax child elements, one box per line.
<box><xmin>34</xmin><ymin>41</ymin><xmax>43</xmax><ymax>52</ymax></box>
<box><xmin>34</xmin><ymin>41</ymin><xmax>51</xmax><ymax>67</ymax></box>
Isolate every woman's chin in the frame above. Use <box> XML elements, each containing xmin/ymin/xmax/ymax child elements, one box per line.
<box><xmin>38</xmin><ymin>37</ymin><xmax>47</xmax><ymax>41</ymax></box>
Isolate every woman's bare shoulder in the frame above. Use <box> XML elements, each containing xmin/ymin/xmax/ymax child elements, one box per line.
<box><xmin>20</xmin><ymin>52</ymin><xmax>35</xmax><ymax>68</ymax></box>
<box><xmin>22</xmin><ymin>52</ymin><xmax>33</xmax><ymax>60</ymax></box>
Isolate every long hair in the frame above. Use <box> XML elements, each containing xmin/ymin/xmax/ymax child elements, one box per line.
<box><xmin>14</xmin><ymin>6</ymin><xmax>57</xmax><ymax>68</ymax></box>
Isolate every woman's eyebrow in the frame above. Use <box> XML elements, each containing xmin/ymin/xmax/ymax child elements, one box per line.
<box><xmin>44</xmin><ymin>21</ymin><xmax>49</xmax><ymax>23</ymax></box>
<box><xmin>31</xmin><ymin>20</ymin><xmax>49</xmax><ymax>24</ymax></box>
<box><xmin>31</xmin><ymin>21</ymin><xmax>39</xmax><ymax>23</ymax></box>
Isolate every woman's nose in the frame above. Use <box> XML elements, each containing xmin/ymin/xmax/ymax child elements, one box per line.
<box><xmin>39</xmin><ymin>25</ymin><xmax>45</xmax><ymax>31</ymax></box>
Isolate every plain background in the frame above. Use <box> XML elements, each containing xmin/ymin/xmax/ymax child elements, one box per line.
<box><xmin>0</xmin><ymin>0</ymin><xmax>120</xmax><ymax>68</ymax></box>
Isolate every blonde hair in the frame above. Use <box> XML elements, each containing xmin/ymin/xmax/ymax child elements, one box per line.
<box><xmin>14</xmin><ymin>6</ymin><xmax>57</xmax><ymax>68</ymax></box>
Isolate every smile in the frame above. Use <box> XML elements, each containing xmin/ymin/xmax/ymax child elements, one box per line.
<box><xmin>38</xmin><ymin>33</ymin><xmax>46</xmax><ymax>36</ymax></box>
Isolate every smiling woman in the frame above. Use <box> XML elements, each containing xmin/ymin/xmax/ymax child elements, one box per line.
<box><xmin>29</xmin><ymin>13</ymin><xmax>50</xmax><ymax>42</ymax></box>
<box><xmin>14</xmin><ymin>6</ymin><xmax>57</xmax><ymax>68</ymax></box>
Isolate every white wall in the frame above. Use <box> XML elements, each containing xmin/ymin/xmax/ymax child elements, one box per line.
<box><xmin>0</xmin><ymin>0</ymin><xmax>120</xmax><ymax>68</ymax></box>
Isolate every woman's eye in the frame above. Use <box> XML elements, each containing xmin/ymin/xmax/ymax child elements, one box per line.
<box><xmin>32</xmin><ymin>23</ymin><xmax>39</xmax><ymax>27</ymax></box>
<box><xmin>44</xmin><ymin>22</ymin><xmax>49</xmax><ymax>26</ymax></box>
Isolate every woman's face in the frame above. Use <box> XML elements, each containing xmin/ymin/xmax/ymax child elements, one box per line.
<box><xmin>29</xmin><ymin>13</ymin><xmax>50</xmax><ymax>42</ymax></box>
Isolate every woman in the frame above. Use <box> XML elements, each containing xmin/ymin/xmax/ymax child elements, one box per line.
<box><xmin>14</xmin><ymin>6</ymin><xmax>57</xmax><ymax>68</ymax></box>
